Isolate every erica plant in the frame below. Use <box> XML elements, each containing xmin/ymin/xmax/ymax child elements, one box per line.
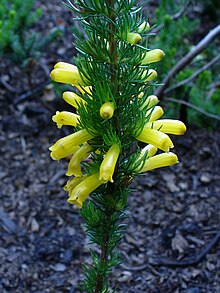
<box><xmin>49</xmin><ymin>1</ymin><xmax>186</xmax><ymax>292</ymax></box>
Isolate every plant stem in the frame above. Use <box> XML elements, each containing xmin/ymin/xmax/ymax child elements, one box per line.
<box><xmin>95</xmin><ymin>210</ymin><xmax>110</xmax><ymax>292</ymax></box>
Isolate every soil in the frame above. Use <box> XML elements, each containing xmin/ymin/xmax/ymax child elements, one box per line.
<box><xmin>0</xmin><ymin>1</ymin><xmax>220</xmax><ymax>293</ymax></box>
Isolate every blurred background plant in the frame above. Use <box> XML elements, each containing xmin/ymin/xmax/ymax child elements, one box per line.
<box><xmin>151</xmin><ymin>0</ymin><xmax>220</xmax><ymax>129</ymax></box>
<box><xmin>0</xmin><ymin>0</ymin><xmax>62</xmax><ymax>67</ymax></box>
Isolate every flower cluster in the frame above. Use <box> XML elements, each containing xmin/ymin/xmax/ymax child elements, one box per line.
<box><xmin>49</xmin><ymin>54</ymin><xmax>186</xmax><ymax>209</ymax></box>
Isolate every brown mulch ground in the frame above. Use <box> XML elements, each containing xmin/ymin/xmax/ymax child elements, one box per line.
<box><xmin>0</xmin><ymin>1</ymin><xmax>220</xmax><ymax>293</ymax></box>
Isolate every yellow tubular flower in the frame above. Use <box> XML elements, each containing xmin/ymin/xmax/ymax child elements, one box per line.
<box><xmin>140</xmin><ymin>95</ymin><xmax>159</xmax><ymax>110</ymax></box>
<box><xmin>142</xmin><ymin>69</ymin><xmax>158</xmax><ymax>82</ymax></box>
<box><xmin>141</xmin><ymin>49</ymin><xmax>165</xmax><ymax>65</ymax></box>
<box><xmin>138</xmin><ymin>21</ymin><xmax>150</xmax><ymax>33</ymax></box>
<box><xmin>50</xmin><ymin>68</ymin><xmax>88</xmax><ymax>86</ymax></box>
<box><xmin>54</xmin><ymin>62</ymin><xmax>78</xmax><ymax>71</ymax></box>
<box><xmin>49</xmin><ymin>129</ymin><xmax>94</xmax><ymax>160</ymax></box>
<box><xmin>52</xmin><ymin>111</ymin><xmax>80</xmax><ymax>128</ymax></box>
<box><xmin>68</xmin><ymin>172</ymin><xmax>104</xmax><ymax>208</ymax></box>
<box><xmin>100</xmin><ymin>102</ymin><xmax>115</xmax><ymax>119</ymax></box>
<box><xmin>63</xmin><ymin>91</ymin><xmax>86</xmax><ymax>109</ymax></box>
<box><xmin>139</xmin><ymin>144</ymin><xmax>158</xmax><ymax>159</ymax></box>
<box><xmin>64</xmin><ymin>175</ymin><xmax>88</xmax><ymax>192</ymax></box>
<box><xmin>99</xmin><ymin>144</ymin><xmax>120</xmax><ymax>183</ymax></box>
<box><xmin>146</xmin><ymin>106</ymin><xmax>164</xmax><ymax>121</ymax></box>
<box><xmin>136</xmin><ymin>128</ymin><xmax>174</xmax><ymax>152</ymax></box>
<box><xmin>146</xmin><ymin>95</ymin><xmax>159</xmax><ymax>108</ymax></box>
<box><xmin>145</xmin><ymin>119</ymin><xmax>187</xmax><ymax>135</ymax></box>
<box><xmin>66</xmin><ymin>143</ymin><xmax>93</xmax><ymax>177</ymax></box>
<box><xmin>127</xmin><ymin>32</ymin><xmax>142</xmax><ymax>44</ymax></box>
<box><xmin>139</xmin><ymin>152</ymin><xmax>179</xmax><ymax>173</ymax></box>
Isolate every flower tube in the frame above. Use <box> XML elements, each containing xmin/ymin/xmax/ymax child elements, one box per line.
<box><xmin>49</xmin><ymin>129</ymin><xmax>94</xmax><ymax>160</ymax></box>
<box><xmin>141</xmin><ymin>49</ymin><xmax>165</xmax><ymax>65</ymax></box>
<box><xmin>63</xmin><ymin>91</ymin><xmax>86</xmax><ymax>109</ymax></box>
<box><xmin>100</xmin><ymin>102</ymin><xmax>115</xmax><ymax>119</ymax></box>
<box><xmin>139</xmin><ymin>144</ymin><xmax>158</xmax><ymax>159</ymax></box>
<box><xmin>66</xmin><ymin>143</ymin><xmax>93</xmax><ymax>177</ymax></box>
<box><xmin>99</xmin><ymin>144</ymin><xmax>120</xmax><ymax>182</ymax></box>
<box><xmin>138</xmin><ymin>21</ymin><xmax>150</xmax><ymax>33</ymax></box>
<box><xmin>52</xmin><ymin>111</ymin><xmax>80</xmax><ymax>128</ymax></box>
<box><xmin>142</xmin><ymin>69</ymin><xmax>158</xmax><ymax>82</ymax></box>
<box><xmin>139</xmin><ymin>152</ymin><xmax>179</xmax><ymax>173</ymax></box>
<box><xmin>140</xmin><ymin>94</ymin><xmax>159</xmax><ymax>110</ymax></box>
<box><xmin>54</xmin><ymin>62</ymin><xmax>79</xmax><ymax>71</ymax></box>
<box><xmin>64</xmin><ymin>175</ymin><xmax>88</xmax><ymax>193</ymax></box>
<box><xmin>146</xmin><ymin>106</ymin><xmax>164</xmax><ymax>121</ymax></box>
<box><xmin>127</xmin><ymin>32</ymin><xmax>142</xmax><ymax>44</ymax></box>
<box><xmin>68</xmin><ymin>172</ymin><xmax>104</xmax><ymax>208</ymax></box>
<box><xmin>50</xmin><ymin>68</ymin><xmax>88</xmax><ymax>86</ymax></box>
<box><xmin>136</xmin><ymin>127</ymin><xmax>174</xmax><ymax>152</ymax></box>
<box><xmin>145</xmin><ymin>119</ymin><xmax>187</xmax><ymax>135</ymax></box>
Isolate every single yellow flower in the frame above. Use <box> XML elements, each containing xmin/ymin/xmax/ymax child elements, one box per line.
<box><xmin>66</xmin><ymin>143</ymin><xmax>93</xmax><ymax>177</ymax></box>
<box><xmin>142</xmin><ymin>69</ymin><xmax>158</xmax><ymax>82</ymax></box>
<box><xmin>99</xmin><ymin>144</ymin><xmax>120</xmax><ymax>182</ymax></box>
<box><xmin>50</xmin><ymin>68</ymin><xmax>88</xmax><ymax>86</ymax></box>
<box><xmin>139</xmin><ymin>152</ymin><xmax>179</xmax><ymax>173</ymax></box>
<box><xmin>100</xmin><ymin>102</ymin><xmax>115</xmax><ymax>119</ymax></box>
<box><xmin>49</xmin><ymin>129</ymin><xmax>94</xmax><ymax>160</ymax></box>
<box><xmin>140</xmin><ymin>94</ymin><xmax>158</xmax><ymax>110</ymax></box>
<box><xmin>141</xmin><ymin>49</ymin><xmax>165</xmax><ymax>65</ymax></box>
<box><xmin>64</xmin><ymin>175</ymin><xmax>88</xmax><ymax>192</ymax></box>
<box><xmin>52</xmin><ymin>111</ymin><xmax>80</xmax><ymax>128</ymax></box>
<box><xmin>139</xmin><ymin>144</ymin><xmax>158</xmax><ymax>159</ymax></box>
<box><xmin>145</xmin><ymin>119</ymin><xmax>187</xmax><ymax>135</ymax></box>
<box><xmin>136</xmin><ymin>127</ymin><xmax>174</xmax><ymax>152</ymax></box>
<box><xmin>138</xmin><ymin>21</ymin><xmax>150</xmax><ymax>33</ymax></box>
<box><xmin>54</xmin><ymin>62</ymin><xmax>79</xmax><ymax>71</ymax></box>
<box><xmin>68</xmin><ymin>172</ymin><xmax>104</xmax><ymax>208</ymax></box>
<box><xmin>63</xmin><ymin>91</ymin><xmax>86</xmax><ymax>109</ymax></box>
<box><xmin>127</xmin><ymin>32</ymin><xmax>142</xmax><ymax>44</ymax></box>
<box><xmin>146</xmin><ymin>106</ymin><xmax>164</xmax><ymax>121</ymax></box>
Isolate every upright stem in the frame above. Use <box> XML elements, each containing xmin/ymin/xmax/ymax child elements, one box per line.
<box><xmin>94</xmin><ymin>2</ymin><xmax>120</xmax><ymax>292</ymax></box>
<box><xmin>95</xmin><ymin>207</ymin><xmax>111</xmax><ymax>292</ymax></box>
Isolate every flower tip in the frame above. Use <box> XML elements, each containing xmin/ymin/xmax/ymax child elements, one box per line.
<box><xmin>100</xmin><ymin>102</ymin><xmax>115</xmax><ymax>119</ymax></box>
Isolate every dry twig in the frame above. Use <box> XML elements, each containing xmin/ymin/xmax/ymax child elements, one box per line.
<box><xmin>150</xmin><ymin>230</ymin><xmax>220</xmax><ymax>267</ymax></box>
<box><xmin>155</xmin><ymin>24</ymin><xmax>220</xmax><ymax>99</ymax></box>
<box><xmin>165</xmin><ymin>54</ymin><xmax>220</xmax><ymax>94</ymax></box>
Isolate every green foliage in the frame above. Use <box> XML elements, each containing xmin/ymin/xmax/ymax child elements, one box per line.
<box><xmin>154</xmin><ymin>0</ymin><xmax>220</xmax><ymax>127</ymax></box>
<box><xmin>0</xmin><ymin>0</ymin><xmax>62</xmax><ymax>66</ymax></box>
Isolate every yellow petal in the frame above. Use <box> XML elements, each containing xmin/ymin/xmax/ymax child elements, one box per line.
<box><xmin>140</xmin><ymin>95</ymin><xmax>159</xmax><ymax>110</ymax></box>
<box><xmin>136</xmin><ymin>128</ymin><xmax>174</xmax><ymax>152</ymax></box>
<box><xmin>100</xmin><ymin>102</ymin><xmax>115</xmax><ymax>119</ymax></box>
<box><xmin>68</xmin><ymin>172</ymin><xmax>104</xmax><ymax>208</ymax></box>
<box><xmin>62</xmin><ymin>91</ymin><xmax>86</xmax><ymax>109</ymax></box>
<box><xmin>138</xmin><ymin>21</ymin><xmax>150</xmax><ymax>33</ymax></box>
<box><xmin>145</xmin><ymin>119</ymin><xmax>187</xmax><ymax>135</ymax></box>
<box><xmin>142</xmin><ymin>69</ymin><xmax>158</xmax><ymax>82</ymax></box>
<box><xmin>66</xmin><ymin>143</ymin><xmax>93</xmax><ymax>177</ymax></box>
<box><xmin>99</xmin><ymin>144</ymin><xmax>120</xmax><ymax>183</ymax></box>
<box><xmin>54</xmin><ymin>62</ymin><xmax>78</xmax><ymax>71</ymax></box>
<box><xmin>140</xmin><ymin>152</ymin><xmax>179</xmax><ymax>172</ymax></box>
<box><xmin>141</xmin><ymin>49</ymin><xmax>165</xmax><ymax>65</ymax></box>
<box><xmin>127</xmin><ymin>32</ymin><xmax>142</xmax><ymax>44</ymax></box>
<box><xmin>52</xmin><ymin>111</ymin><xmax>80</xmax><ymax>128</ymax></box>
<box><xmin>139</xmin><ymin>144</ymin><xmax>158</xmax><ymax>159</ymax></box>
<box><xmin>50</xmin><ymin>68</ymin><xmax>88</xmax><ymax>86</ymax></box>
<box><xmin>64</xmin><ymin>175</ymin><xmax>88</xmax><ymax>192</ymax></box>
<box><xmin>49</xmin><ymin>129</ymin><xmax>94</xmax><ymax>160</ymax></box>
<box><xmin>146</xmin><ymin>106</ymin><xmax>164</xmax><ymax>121</ymax></box>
